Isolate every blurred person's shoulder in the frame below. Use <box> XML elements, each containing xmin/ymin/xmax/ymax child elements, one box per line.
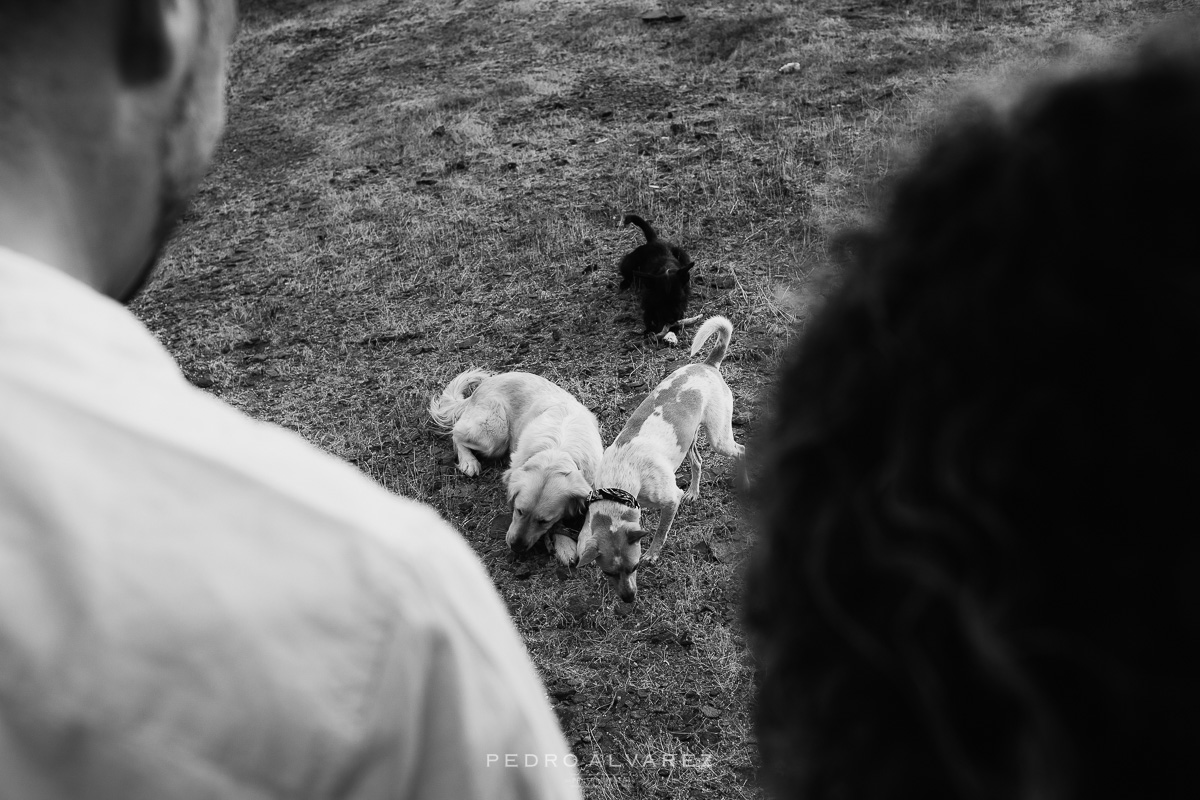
<box><xmin>0</xmin><ymin>244</ymin><xmax>472</xmax><ymax>586</ymax></box>
<box><xmin>0</xmin><ymin>247</ymin><xmax>574</xmax><ymax>798</ymax></box>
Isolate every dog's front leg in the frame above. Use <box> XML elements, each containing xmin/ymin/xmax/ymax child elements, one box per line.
<box><xmin>644</xmin><ymin>495</ymin><xmax>681</xmax><ymax>564</ymax></box>
<box><xmin>683</xmin><ymin>440</ymin><xmax>703</xmax><ymax>502</ymax></box>
<box><xmin>452</xmin><ymin>437</ymin><xmax>483</xmax><ymax>476</ymax></box>
<box><xmin>551</xmin><ymin>533</ymin><xmax>578</xmax><ymax>566</ymax></box>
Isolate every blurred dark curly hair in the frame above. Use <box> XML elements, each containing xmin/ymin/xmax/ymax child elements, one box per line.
<box><xmin>746</xmin><ymin>38</ymin><xmax>1200</xmax><ymax>800</ymax></box>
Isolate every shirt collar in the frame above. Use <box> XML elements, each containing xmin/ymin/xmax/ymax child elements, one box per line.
<box><xmin>0</xmin><ymin>245</ymin><xmax>183</xmax><ymax>381</ymax></box>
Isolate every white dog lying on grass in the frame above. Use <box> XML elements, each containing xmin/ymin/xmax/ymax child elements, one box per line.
<box><xmin>430</xmin><ymin>370</ymin><xmax>603</xmax><ymax>565</ymax></box>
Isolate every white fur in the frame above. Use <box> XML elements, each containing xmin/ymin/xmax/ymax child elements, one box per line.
<box><xmin>429</xmin><ymin>370</ymin><xmax>602</xmax><ymax>565</ymax></box>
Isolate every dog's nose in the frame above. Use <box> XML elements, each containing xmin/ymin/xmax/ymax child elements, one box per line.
<box><xmin>618</xmin><ymin>587</ymin><xmax>636</xmax><ymax>603</ymax></box>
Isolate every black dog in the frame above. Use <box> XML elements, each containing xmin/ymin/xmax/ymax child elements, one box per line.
<box><xmin>617</xmin><ymin>214</ymin><xmax>698</xmax><ymax>345</ymax></box>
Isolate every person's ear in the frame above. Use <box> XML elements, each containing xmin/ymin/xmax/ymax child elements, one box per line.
<box><xmin>117</xmin><ymin>0</ymin><xmax>175</xmax><ymax>85</ymax></box>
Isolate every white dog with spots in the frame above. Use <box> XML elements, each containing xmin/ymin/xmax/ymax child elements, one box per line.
<box><xmin>576</xmin><ymin>316</ymin><xmax>746</xmax><ymax>602</ymax></box>
<box><xmin>429</xmin><ymin>370</ymin><xmax>602</xmax><ymax>565</ymax></box>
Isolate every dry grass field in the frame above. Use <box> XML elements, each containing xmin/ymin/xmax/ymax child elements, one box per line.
<box><xmin>135</xmin><ymin>1</ymin><xmax>1182</xmax><ymax>797</ymax></box>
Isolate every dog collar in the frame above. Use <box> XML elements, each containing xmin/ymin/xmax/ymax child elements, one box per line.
<box><xmin>586</xmin><ymin>488</ymin><xmax>641</xmax><ymax>510</ymax></box>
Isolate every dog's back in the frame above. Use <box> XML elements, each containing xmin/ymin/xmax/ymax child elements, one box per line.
<box><xmin>477</xmin><ymin>373</ymin><xmax>586</xmax><ymax>447</ymax></box>
<box><xmin>511</xmin><ymin>392</ymin><xmax>603</xmax><ymax>483</ymax></box>
<box><xmin>609</xmin><ymin>365</ymin><xmax>711</xmax><ymax>451</ymax></box>
<box><xmin>431</xmin><ymin>369</ymin><xmax>590</xmax><ymax>449</ymax></box>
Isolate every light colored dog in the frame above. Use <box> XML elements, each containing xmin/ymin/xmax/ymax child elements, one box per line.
<box><xmin>576</xmin><ymin>316</ymin><xmax>746</xmax><ymax>602</ymax></box>
<box><xmin>429</xmin><ymin>370</ymin><xmax>602</xmax><ymax>564</ymax></box>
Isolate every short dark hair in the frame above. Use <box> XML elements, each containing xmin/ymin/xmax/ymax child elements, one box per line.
<box><xmin>747</xmin><ymin>41</ymin><xmax>1200</xmax><ymax>800</ymax></box>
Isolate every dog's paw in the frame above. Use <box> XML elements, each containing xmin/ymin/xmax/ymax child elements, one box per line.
<box><xmin>552</xmin><ymin>534</ymin><xmax>579</xmax><ymax>567</ymax></box>
<box><xmin>457</xmin><ymin>459</ymin><xmax>482</xmax><ymax>477</ymax></box>
<box><xmin>661</xmin><ymin>331</ymin><xmax>679</xmax><ymax>347</ymax></box>
<box><xmin>683</xmin><ymin>488</ymin><xmax>701</xmax><ymax>503</ymax></box>
<box><xmin>732</xmin><ymin>452</ymin><xmax>750</xmax><ymax>491</ymax></box>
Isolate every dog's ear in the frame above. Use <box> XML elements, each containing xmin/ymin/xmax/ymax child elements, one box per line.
<box><xmin>501</xmin><ymin>462</ymin><xmax>530</xmax><ymax>506</ymax></box>
<box><xmin>626</xmin><ymin>529</ymin><xmax>648</xmax><ymax>545</ymax></box>
<box><xmin>576</xmin><ymin>532</ymin><xmax>599</xmax><ymax>567</ymax></box>
<box><xmin>503</xmin><ymin>467</ymin><xmax>522</xmax><ymax>507</ymax></box>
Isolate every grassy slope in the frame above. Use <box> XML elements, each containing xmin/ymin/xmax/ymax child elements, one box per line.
<box><xmin>136</xmin><ymin>1</ymin><xmax>1181</xmax><ymax>797</ymax></box>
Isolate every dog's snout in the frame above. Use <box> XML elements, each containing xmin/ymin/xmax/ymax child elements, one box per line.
<box><xmin>616</xmin><ymin>571</ymin><xmax>638</xmax><ymax>603</ymax></box>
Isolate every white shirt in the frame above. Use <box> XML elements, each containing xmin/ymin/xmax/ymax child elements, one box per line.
<box><xmin>0</xmin><ymin>246</ymin><xmax>580</xmax><ymax>800</ymax></box>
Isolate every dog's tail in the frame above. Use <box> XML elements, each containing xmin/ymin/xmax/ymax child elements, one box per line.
<box><xmin>621</xmin><ymin>214</ymin><xmax>658</xmax><ymax>243</ymax></box>
<box><xmin>428</xmin><ymin>368</ymin><xmax>493</xmax><ymax>429</ymax></box>
<box><xmin>690</xmin><ymin>316</ymin><xmax>733</xmax><ymax>369</ymax></box>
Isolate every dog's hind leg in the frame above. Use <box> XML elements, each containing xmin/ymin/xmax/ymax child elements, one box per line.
<box><xmin>451</xmin><ymin>399</ymin><xmax>510</xmax><ymax>477</ymax></box>
<box><xmin>703</xmin><ymin>387</ymin><xmax>748</xmax><ymax>489</ymax></box>
<box><xmin>683</xmin><ymin>440</ymin><xmax>703</xmax><ymax>502</ymax></box>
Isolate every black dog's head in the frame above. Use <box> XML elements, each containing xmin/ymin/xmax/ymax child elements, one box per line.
<box><xmin>618</xmin><ymin>240</ymin><xmax>695</xmax><ymax>334</ymax></box>
<box><xmin>746</xmin><ymin>45</ymin><xmax>1200</xmax><ymax>800</ymax></box>
<box><xmin>639</xmin><ymin>256</ymin><xmax>693</xmax><ymax>334</ymax></box>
